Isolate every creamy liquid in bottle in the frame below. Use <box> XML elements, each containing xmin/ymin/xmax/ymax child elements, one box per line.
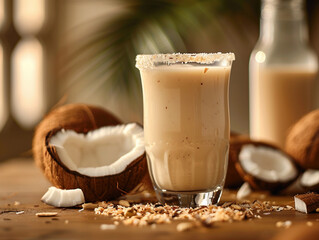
<box><xmin>250</xmin><ymin>66</ymin><xmax>317</xmax><ymax>148</ymax></box>
<box><xmin>140</xmin><ymin>66</ymin><xmax>231</xmax><ymax>192</ymax></box>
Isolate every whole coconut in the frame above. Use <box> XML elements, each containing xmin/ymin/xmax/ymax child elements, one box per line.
<box><xmin>33</xmin><ymin>104</ymin><xmax>149</xmax><ymax>202</ymax></box>
<box><xmin>285</xmin><ymin>109</ymin><xmax>319</xmax><ymax>169</ymax></box>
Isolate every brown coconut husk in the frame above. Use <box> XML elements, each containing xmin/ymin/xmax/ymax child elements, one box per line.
<box><xmin>224</xmin><ymin>132</ymin><xmax>249</xmax><ymax>189</ymax></box>
<box><xmin>33</xmin><ymin>104</ymin><xmax>149</xmax><ymax>202</ymax></box>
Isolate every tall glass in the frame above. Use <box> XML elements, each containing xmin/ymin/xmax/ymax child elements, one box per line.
<box><xmin>136</xmin><ymin>53</ymin><xmax>235</xmax><ymax>207</ymax></box>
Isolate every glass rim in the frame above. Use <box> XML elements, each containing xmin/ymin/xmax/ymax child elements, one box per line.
<box><xmin>135</xmin><ymin>52</ymin><xmax>235</xmax><ymax>70</ymax></box>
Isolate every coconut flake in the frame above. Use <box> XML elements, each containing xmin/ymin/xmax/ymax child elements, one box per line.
<box><xmin>49</xmin><ymin>123</ymin><xmax>145</xmax><ymax>177</ymax></box>
<box><xmin>239</xmin><ymin>145</ymin><xmax>297</xmax><ymax>183</ymax></box>
<box><xmin>36</xmin><ymin>212</ymin><xmax>58</xmax><ymax>217</ymax></box>
<box><xmin>237</xmin><ymin>182</ymin><xmax>252</xmax><ymax>200</ymax></box>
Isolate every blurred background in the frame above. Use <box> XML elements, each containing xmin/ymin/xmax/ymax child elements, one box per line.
<box><xmin>0</xmin><ymin>0</ymin><xmax>318</xmax><ymax>161</ymax></box>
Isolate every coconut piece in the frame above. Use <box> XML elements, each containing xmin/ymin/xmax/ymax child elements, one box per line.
<box><xmin>36</xmin><ymin>212</ymin><xmax>58</xmax><ymax>217</ymax></box>
<box><xmin>299</xmin><ymin>169</ymin><xmax>319</xmax><ymax>192</ymax></box>
<box><xmin>236</xmin><ymin>182</ymin><xmax>252</xmax><ymax>200</ymax></box>
<box><xmin>33</xmin><ymin>104</ymin><xmax>149</xmax><ymax>202</ymax></box>
<box><xmin>82</xmin><ymin>203</ymin><xmax>99</xmax><ymax>210</ymax></box>
<box><xmin>286</xmin><ymin>109</ymin><xmax>319</xmax><ymax>169</ymax></box>
<box><xmin>118</xmin><ymin>200</ymin><xmax>130</xmax><ymax>207</ymax></box>
<box><xmin>41</xmin><ymin>186</ymin><xmax>85</xmax><ymax>207</ymax></box>
<box><xmin>232</xmin><ymin>140</ymin><xmax>299</xmax><ymax>193</ymax></box>
<box><xmin>294</xmin><ymin>193</ymin><xmax>319</xmax><ymax>214</ymax></box>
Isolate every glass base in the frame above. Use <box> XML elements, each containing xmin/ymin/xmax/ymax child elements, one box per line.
<box><xmin>154</xmin><ymin>187</ymin><xmax>223</xmax><ymax>208</ymax></box>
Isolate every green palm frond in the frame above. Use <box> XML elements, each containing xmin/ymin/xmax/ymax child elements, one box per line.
<box><xmin>60</xmin><ymin>0</ymin><xmax>259</xmax><ymax>103</ymax></box>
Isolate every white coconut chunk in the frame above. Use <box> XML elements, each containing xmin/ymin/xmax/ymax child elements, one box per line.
<box><xmin>41</xmin><ymin>186</ymin><xmax>85</xmax><ymax>207</ymax></box>
<box><xmin>49</xmin><ymin>123</ymin><xmax>145</xmax><ymax>177</ymax></box>
<box><xmin>300</xmin><ymin>169</ymin><xmax>319</xmax><ymax>187</ymax></box>
<box><xmin>236</xmin><ymin>182</ymin><xmax>252</xmax><ymax>200</ymax></box>
<box><xmin>294</xmin><ymin>196</ymin><xmax>308</xmax><ymax>213</ymax></box>
<box><xmin>239</xmin><ymin>145</ymin><xmax>297</xmax><ymax>183</ymax></box>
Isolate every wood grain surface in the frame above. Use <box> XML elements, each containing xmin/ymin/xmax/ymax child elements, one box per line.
<box><xmin>0</xmin><ymin>159</ymin><xmax>318</xmax><ymax>240</ymax></box>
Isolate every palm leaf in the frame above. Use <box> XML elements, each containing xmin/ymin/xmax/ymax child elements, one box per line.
<box><xmin>59</xmin><ymin>0</ymin><xmax>259</xmax><ymax>108</ymax></box>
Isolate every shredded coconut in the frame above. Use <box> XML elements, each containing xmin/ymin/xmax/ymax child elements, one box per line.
<box><xmin>94</xmin><ymin>200</ymin><xmax>293</xmax><ymax>228</ymax></box>
<box><xmin>136</xmin><ymin>53</ymin><xmax>235</xmax><ymax>69</ymax></box>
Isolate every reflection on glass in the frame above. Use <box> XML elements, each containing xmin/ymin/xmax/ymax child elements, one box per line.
<box><xmin>14</xmin><ymin>0</ymin><xmax>46</xmax><ymax>35</ymax></box>
<box><xmin>0</xmin><ymin>43</ymin><xmax>7</xmax><ymax>131</ymax></box>
<box><xmin>11</xmin><ymin>38</ymin><xmax>45</xmax><ymax>129</ymax></box>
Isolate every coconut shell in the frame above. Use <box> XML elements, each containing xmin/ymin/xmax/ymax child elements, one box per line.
<box><xmin>231</xmin><ymin>139</ymin><xmax>300</xmax><ymax>193</ymax></box>
<box><xmin>224</xmin><ymin>133</ymin><xmax>249</xmax><ymax>189</ymax></box>
<box><xmin>33</xmin><ymin>104</ymin><xmax>149</xmax><ymax>202</ymax></box>
<box><xmin>224</xmin><ymin>159</ymin><xmax>243</xmax><ymax>189</ymax></box>
<box><xmin>285</xmin><ymin>109</ymin><xmax>319</xmax><ymax>170</ymax></box>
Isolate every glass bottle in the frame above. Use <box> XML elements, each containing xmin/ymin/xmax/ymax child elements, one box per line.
<box><xmin>249</xmin><ymin>0</ymin><xmax>318</xmax><ymax>148</ymax></box>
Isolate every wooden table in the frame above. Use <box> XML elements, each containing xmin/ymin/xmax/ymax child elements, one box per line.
<box><xmin>1</xmin><ymin>159</ymin><xmax>318</xmax><ymax>240</ymax></box>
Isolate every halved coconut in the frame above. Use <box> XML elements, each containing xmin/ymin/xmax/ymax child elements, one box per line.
<box><xmin>33</xmin><ymin>104</ymin><xmax>149</xmax><ymax>202</ymax></box>
<box><xmin>232</xmin><ymin>140</ymin><xmax>300</xmax><ymax>193</ymax></box>
<box><xmin>42</xmin><ymin>187</ymin><xmax>85</xmax><ymax>207</ymax></box>
<box><xmin>299</xmin><ymin>169</ymin><xmax>319</xmax><ymax>192</ymax></box>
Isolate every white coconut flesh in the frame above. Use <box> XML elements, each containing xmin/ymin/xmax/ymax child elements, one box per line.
<box><xmin>41</xmin><ymin>186</ymin><xmax>85</xmax><ymax>207</ymax></box>
<box><xmin>300</xmin><ymin>169</ymin><xmax>319</xmax><ymax>187</ymax></box>
<box><xmin>49</xmin><ymin>123</ymin><xmax>144</xmax><ymax>177</ymax></box>
<box><xmin>239</xmin><ymin>145</ymin><xmax>298</xmax><ymax>183</ymax></box>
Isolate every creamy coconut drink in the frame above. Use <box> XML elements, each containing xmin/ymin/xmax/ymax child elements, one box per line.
<box><xmin>136</xmin><ymin>53</ymin><xmax>235</xmax><ymax>207</ymax></box>
<box><xmin>250</xmin><ymin>66</ymin><xmax>317</xmax><ymax>148</ymax></box>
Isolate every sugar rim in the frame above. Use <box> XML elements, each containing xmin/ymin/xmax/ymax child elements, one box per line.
<box><xmin>136</xmin><ymin>52</ymin><xmax>235</xmax><ymax>69</ymax></box>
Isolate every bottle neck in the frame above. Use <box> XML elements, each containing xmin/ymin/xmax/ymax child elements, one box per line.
<box><xmin>259</xmin><ymin>0</ymin><xmax>308</xmax><ymax>45</ymax></box>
